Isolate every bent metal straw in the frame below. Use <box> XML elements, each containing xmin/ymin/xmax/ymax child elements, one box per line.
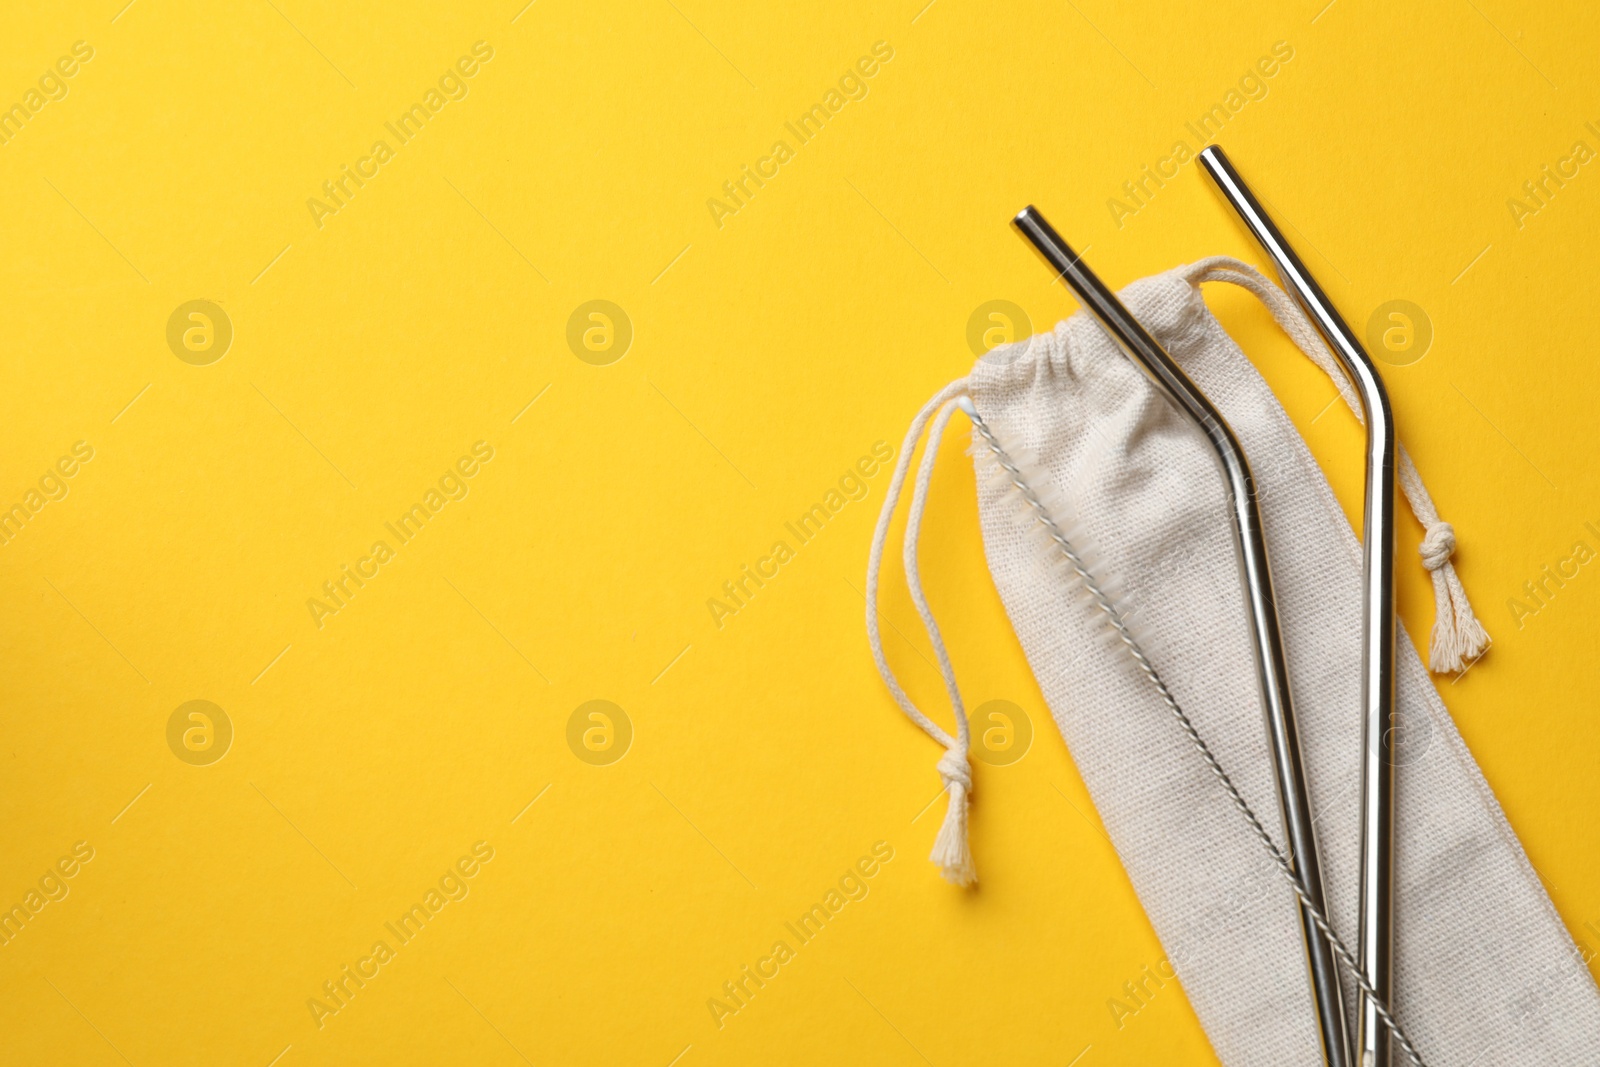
<box><xmin>1011</xmin><ymin>206</ymin><xmax>1355</xmax><ymax>1067</ymax></box>
<box><xmin>1198</xmin><ymin>144</ymin><xmax>1407</xmax><ymax>1067</ymax></box>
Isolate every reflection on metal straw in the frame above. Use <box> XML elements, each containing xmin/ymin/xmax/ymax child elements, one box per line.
<box><xmin>1197</xmin><ymin>144</ymin><xmax>1398</xmax><ymax>1067</ymax></box>
<box><xmin>1012</xmin><ymin>206</ymin><xmax>1352</xmax><ymax>1067</ymax></box>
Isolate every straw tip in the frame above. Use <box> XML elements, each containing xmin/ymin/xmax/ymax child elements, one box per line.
<box><xmin>1196</xmin><ymin>145</ymin><xmax>1232</xmax><ymax>181</ymax></box>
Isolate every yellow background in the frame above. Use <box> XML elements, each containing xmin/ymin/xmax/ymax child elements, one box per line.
<box><xmin>2</xmin><ymin>0</ymin><xmax>1597</xmax><ymax>1063</ymax></box>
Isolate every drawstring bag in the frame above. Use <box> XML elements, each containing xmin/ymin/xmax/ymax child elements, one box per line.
<box><xmin>866</xmin><ymin>257</ymin><xmax>1600</xmax><ymax>1064</ymax></box>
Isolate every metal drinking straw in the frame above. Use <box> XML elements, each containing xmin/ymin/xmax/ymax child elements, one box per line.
<box><xmin>1012</xmin><ymin>206</ymin><xmax>1353</xmax><ymax>1067</ymax></box>
<box><xmin>1197</xmin><ymin>144</ymin><xmax>1399</xmax><ymax>1067</ymax></box>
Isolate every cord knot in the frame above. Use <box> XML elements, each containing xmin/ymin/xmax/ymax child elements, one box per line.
<box><xmin>1420</xmin><ymin>521</ymin><xmax>1456</xmax><ymax>572</ymax></box>
<box><xmin>937</xmin><ymin>746</ymin><xmax>972</xmax><ymax>792</ymax></box>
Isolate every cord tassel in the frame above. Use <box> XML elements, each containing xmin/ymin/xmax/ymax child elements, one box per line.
<box><xmin>1418</xmin><ymin>520</ymin><xmax>1491</xmax><ymax>672</ymax></box>
<box><xmin>931</xmin><ymin>748</ymin><xmax>976</xmax><ymax>886</ymax></box>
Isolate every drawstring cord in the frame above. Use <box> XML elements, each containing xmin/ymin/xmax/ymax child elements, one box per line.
<box><xmin>866</xmin><ymin>378</ymin><xmax>977</xmax><ymax>885</ymax></box>
<box><xmin>1184</xmin><ymin>257</ymin><xmax>1491</xmax><ymax>673</ymax></box>
<box><xmin>908</xmin><ymin>399</ymin><xmax>977</xmax><ymax>885</ymax></box>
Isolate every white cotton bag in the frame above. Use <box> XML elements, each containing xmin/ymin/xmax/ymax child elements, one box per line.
<box><xmin>866</xmin><ymin>257</ymin><xmax>1600</xmax><ymax>1065</ymax></box>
